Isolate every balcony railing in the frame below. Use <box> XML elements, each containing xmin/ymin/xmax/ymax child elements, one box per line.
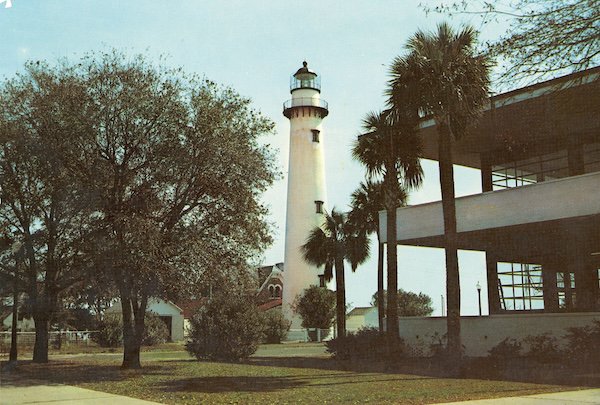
<box><xmin>283</xmin><ymin>98</ymin><xmax>328</xmax><ymax>111</ymax></box>
<box><xmin>290</xmin><ymin>76</ymin><xmax>321</xmax><ymax>92</ymax></box>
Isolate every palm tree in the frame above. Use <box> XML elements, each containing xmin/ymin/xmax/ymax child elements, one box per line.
<box><xmin>352</xmin><ymin>111</ymin><xmax>422</xmax><ymax>339</ymax></box>
<box><xmin>349</xmin><ymin>180</ymin><xmax>407</xmax><ymax>333</ymax></box>
<box><xmin>389</xmin><ymin>22</ymin><xmax>491</xmax><ymax>362</ymax></box>
<box><xmin>302</xmin><ymin>208</ymin><xmax>370</xmax><ymax>338</ymax></box>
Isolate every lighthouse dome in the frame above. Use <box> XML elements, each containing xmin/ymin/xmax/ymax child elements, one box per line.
<box><xmin>294</xmin><ymin>61</ymin><xmax>317</xmax><ymax>78</ymax></box>
<box><xmin>290</xmin><ymin>61</ymin><xmax>321</xmax><ymax>92</ymax></box>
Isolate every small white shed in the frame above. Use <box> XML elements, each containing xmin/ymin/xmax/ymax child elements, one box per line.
<box><xmin>105</xmin><ymin>299</ymin><xmax>185</xmax><ymax>342</ymax></box>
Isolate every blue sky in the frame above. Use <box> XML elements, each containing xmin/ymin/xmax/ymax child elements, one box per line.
<box><xmin>0</xmin><ymin>1</ymin><xmax>512</xmax><ymax>315</ymax></box>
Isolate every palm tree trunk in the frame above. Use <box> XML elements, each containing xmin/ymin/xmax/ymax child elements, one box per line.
<box><xmin>334</xmin><ymin>257</ymin><xmax>346</xmax><ymax>337</ymax></box>
<box><xmin>438</xmin><ymin>122</ymin><xmax>461</xmax><ymax>368</ymax></box>
<box><xmin>377</xmin><ymin>239</ymin><xmax>385</xmax><ymax>333</ymax></box>
<box><xmin>384</xmin><ymin>169</ymin><xmax>399</xmax><ymax>339</ymax></box>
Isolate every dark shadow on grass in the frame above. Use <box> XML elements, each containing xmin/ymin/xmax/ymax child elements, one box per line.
<box><xmin>246</xmin><ymin>355</ymin><xmax>600</xmax><ymax>388</ymax></box>
<box><xmin>0</xmin><ymin>359</ymin><xmax>170</xmax><ymax>387</ymax></box>
<box><xmin>158</xmin><ymin>376</ymin><xmax>308</xmax><ymax>393</ymax></box>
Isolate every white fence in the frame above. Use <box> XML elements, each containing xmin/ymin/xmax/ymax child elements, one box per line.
<box><xmin>0</xmin><ymin>331</ymin><xmax>97</xmax><ymax>354</ymax></box>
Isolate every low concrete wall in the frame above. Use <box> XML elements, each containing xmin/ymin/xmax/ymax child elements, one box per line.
<box><xmin>399</xmin><ymin>312</ymin><xmax>600</xmax><ymax>357</ymax></box>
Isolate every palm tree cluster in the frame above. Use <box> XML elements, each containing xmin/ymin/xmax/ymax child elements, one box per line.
<box><xmin>302</xmin><ymin>22</ymin><xmax>490</xmax><ymax>367</ymax></box>
<box><xmin>301</xmin><ymin>209</ymin><xmax>370</xmax><ymax>338</ymax></box>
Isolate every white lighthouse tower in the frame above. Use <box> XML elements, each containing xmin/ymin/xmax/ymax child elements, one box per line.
<box><xmin>282</xmin><ymin>61</ymin><xmax>329</xmax><ymax>339</ymax></box>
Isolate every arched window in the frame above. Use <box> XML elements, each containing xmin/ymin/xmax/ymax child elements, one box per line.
<box><xmin>268</xmin><ymin>285</ymin><xmax>275</xmax><ymax>297</ymax></box>
<box><xmin>274</xmin><ymin>285</ymin><xmax>282</xmax><ymax>297</ymax></box>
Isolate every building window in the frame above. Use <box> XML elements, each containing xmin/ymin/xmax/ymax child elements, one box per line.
<box><xmin>497</xmin><ymin>262</ymin><xmax>544</xmax><ymax>311</ymax></box>
<box><xmin>557</xmin><ymin>271</ymin><xmax>576</xmax><ymax>309</ymax></box>
<box><xmin>274</xmin><ymin>286</ymin><xmax>281</xmax><ymax>298</ymax></box>
<box><xmin>311</xmin><ymin>129</ymin><xmax>320</xmax><ymax>143</ymax></box>
<box><xmin>268</xmin><ymin>285</ymin><xmax>275</xmax><ymax>298</ymax></box>
<box><xmin>315</xmin><ymin>200</ymin><xmax>324</xmax><ymax>214</ymax></box>
<box><xmin>318</xmin><ymin>274</ymin><xmax>325</xmax><ymax>288</ymax></box>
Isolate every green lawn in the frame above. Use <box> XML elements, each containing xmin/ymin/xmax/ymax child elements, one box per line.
<box><xmin>2</xmin><ymin>345</ymin><xmax>590</xmax><ymax>404</ymax></box>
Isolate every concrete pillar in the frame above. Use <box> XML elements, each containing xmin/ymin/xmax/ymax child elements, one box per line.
<box><xmin>485</xmin><ymin>252</ymin><xmax>501</xmax><ymax>314</ymax></box>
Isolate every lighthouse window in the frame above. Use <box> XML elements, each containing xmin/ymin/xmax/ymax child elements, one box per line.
<box><xmin>311</xmin><ymin>129</ymin><xmax>320</xmax><ymax>143</ymax></box>
<box><xmin>315</xmin><ymin>200</ymin><xmax>324</xmax><ymax>214</ymax></box>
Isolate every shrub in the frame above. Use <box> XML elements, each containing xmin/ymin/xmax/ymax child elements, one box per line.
<box><xmin>488</xmin><ymin>337</ymin><xmax>522</xmax><ymax>361</ymax></box>
<box><xmin>325</xmin><ymin>327</ymin><xmax>404</xmax><ymax>360</ymax></box>
<box><xmin>92</xmin><ymin>315</ymin><xmax>122</xmax><ymax>347</ymax></box>
<box><xmin>563</xmin><ymin>320</ymin><xmax>600</xmax><ymax>370</ymax></box>
<box><xmin>294</xmin><ymin>286</ymin><xmax>336</xmax><ymax>330</ymax></box>
<box><xmin>185</xmin><ymin>293</ymin><xmax>264</xmax><ymax>361</ymax></box>
<box><xmin>262</xmin><ymin>310</ymin><xmax>291</xmax><ymax>344</ymax></box>
<box><xmin>522</xmin><ymin>333</ymin><xmax>562</xmax><ymax>363</ymax></box>
<box><xmin>92</xmin><ymin>312</ymin><xmax>170</xmax><ymax>348</ymax></box>
<box><xmin>142</xmin><ymin>313</ymin><xmax>170</xmax><ymax>346</ymax></box>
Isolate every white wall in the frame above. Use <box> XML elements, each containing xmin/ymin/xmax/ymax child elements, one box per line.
<box><xmin>380</xmin><ymin>171</ymin><xmax>600</xmax><ymax>242</ymax></box>
<box><xmin>398</xmin><ymin>312</ymin><xmax>600</xmax><ymax>357</ymax></box>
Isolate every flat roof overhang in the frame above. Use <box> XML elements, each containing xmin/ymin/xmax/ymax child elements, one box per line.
<box><xmin>379</xmin><ymin>171</ymin><xmax>600</xmax><ymax>260</ymax></box>
<box><xmin>418</xmin><ymin>68</ymin><xmax>600</xmax><ymax>169</ymax></box>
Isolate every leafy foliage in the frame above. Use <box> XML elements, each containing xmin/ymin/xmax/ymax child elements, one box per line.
<box><xmin>141</xmin><ymin>313</ymin><xmax>170</xmax><ymax>346</ymax></box>
<box><xmin>261</xmin><ymin>310</ymin><xmax>291</xmax><ymax>344</ymax></box>
<box><xmin>293</xmin><ymin>286</ymin><xmax>336</xmax><ymax>330</ymax></box>
<box><xmin>563</xmin><ymin>320</ymin><xmax>600</xmax><ymax>369</ymax></box>
<box><xmin>0</xmin><ymin>50</ymin><xmax>277</xmax><ymax>367</ymax></box>
<box><xmin>185</xmin><ymin>293</ymin><xmax>264</xmax><ymax>362</ymax></box>
<box><xmin>488</xmin><ymin>337</ymin><xmax>522</xmax><ymax>361</ymax></box>
<box><xmin>92</xmin><ymin>315</ymin><xmax>123</xmax><ymax>348</ymax></box>
<box><xmin>325</xmin><ymin>327</ymin><xmax>405</xmax><ymax>360</ymax></box>
<box><xmin>371</xmin><ymin>289</ymin><xmax>434</xmax><ymax>317</ymax></box>
<box><xmin>92</xmin><ymin>312</ymin><xmax>169</xmax><ymax>347</ymax></box>
<box><xmin>522</xmin><ymin>333</ymin><xmax>561</xmax><ymax>363</ymax></box>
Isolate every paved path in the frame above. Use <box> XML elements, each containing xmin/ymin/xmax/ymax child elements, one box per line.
<box><xmin>0</xmin><ymin>376</ymin><xmax>161</xmax><ymax>405</ymax></box>
<box><xmin>440</xmin><ymin>388</ymin><xmax>600</xmax><ymax>404</ymax></box>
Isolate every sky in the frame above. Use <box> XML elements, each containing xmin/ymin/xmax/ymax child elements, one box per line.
<box><xmin>0</xmin><ymin>1</ymin><xmax>513</xmax><ymax>315</ymax></box>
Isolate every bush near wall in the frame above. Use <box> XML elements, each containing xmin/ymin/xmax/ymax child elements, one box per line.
<box><xmin>480</xmin><ymin>321</ymin><xmax>600</xmax><ymax>376</ymax></box>
<box><xmin>325</xmin><ymin>327</ymin><xmax>405</xmax><ymax>361</ymax></box>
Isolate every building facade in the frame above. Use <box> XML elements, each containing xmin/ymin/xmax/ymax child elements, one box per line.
<box><xmin>380</xmin><ymin>67</ymin><xmax>600</xmax><ymax>315</ymax></box>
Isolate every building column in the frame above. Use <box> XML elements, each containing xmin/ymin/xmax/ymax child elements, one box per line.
<box><xmin>542</xmin><ymin>255</ymin><xmax>559</xmax><ymax>312</ymax></box>
<box><xmin>480</xmin><ymin>153</ymin><xmax>493</xmax><ymax>192</ymax></box>
<box><xmin>485</xmin><ymin>251</ymin><xmax>501</xmax><ymax>314</ymax></box>
<box><xmin>567</xmin><ymin>229</ymin><xmax>598</xmax><ymax>311</ymax></box>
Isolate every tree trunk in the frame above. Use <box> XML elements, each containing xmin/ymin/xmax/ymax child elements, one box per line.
<box><xmin>9</xmin><ymin>274</ymin><xmax>18</xmax><ymax>362</ymax></box>
<box><xmin>437</xmin><ymin>123</ymin><xmax>461</xmax><ymax>370</ymax></box>
<box><xmin>120</xmin><ymin>296</ymin><xmax>142</xmax><ymax>369</ymax></box>
<box><xmin>32</xmin><ymin>315</ymin><xmax>49</xmax><ymax>363</ymax></box>
<box><xmin>334</xmin><ymin>257</ymin><xmax>346</xmax><ymax>338</ymax></box>
<box><xmin>385</xmin><ymin>169</ymin><xmax>399</xmax><ymax>339</ymax></box>
<box><xmin>377</xmin><ymin>240</ymin><xmax>385</xmax><ymax>334</ymax></box>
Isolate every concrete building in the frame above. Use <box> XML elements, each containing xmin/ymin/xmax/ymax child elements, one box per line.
<box><xmin>282</xmin><ymin>62</ymin><xmax>329</xmax><ymax>339</ymax></box>
<box><xmin>380</xmin><ymin>67</ymin><xmax>600</xmax><ymax>355</ymax></box>
<box><xmin>346</xmin><ymin>307</ymin><xmax>378</xmax><ymax>333</ymax></box>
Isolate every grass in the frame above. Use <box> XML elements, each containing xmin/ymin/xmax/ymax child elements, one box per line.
<box><xmin>2</xmin><ymin>344</ymin><xmax>594</xmax><ymax>404</ymax></box>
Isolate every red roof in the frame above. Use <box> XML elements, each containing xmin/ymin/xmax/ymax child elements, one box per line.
<box><xmin>258</xmin><ymin>298</ymin><xmax>282</xmax><ymax>312</ymax></box>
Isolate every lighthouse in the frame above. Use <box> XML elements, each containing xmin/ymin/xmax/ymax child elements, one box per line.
<box><xmin>282</xmin><ymin>62</ymin><xmax>329</xmax><ymax>339</ymax></box>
